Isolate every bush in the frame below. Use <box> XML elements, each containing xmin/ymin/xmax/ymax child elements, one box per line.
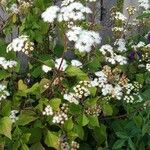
<box><xmin>0</xmin><ymin>0</ymin><xmax>150</xmax><ymax>150</ymax></box>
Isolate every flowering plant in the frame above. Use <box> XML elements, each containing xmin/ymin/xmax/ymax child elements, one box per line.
<box><xmin>0</xmin><ymin>0</ymin><xmax>150</xmax><ymax>150</ymax></box>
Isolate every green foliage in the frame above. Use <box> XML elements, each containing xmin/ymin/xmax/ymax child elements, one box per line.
<box><xmin>0</xmin><ymin>0</ymin><xmax>150</xmax><ymax>150</ymax></box>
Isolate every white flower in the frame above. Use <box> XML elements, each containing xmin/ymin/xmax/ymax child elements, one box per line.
<box><xmin>114</xmin><ymin>39</ymin><xmax>127</xmax><ymax>52</ymax></box>
<box><xmin>41</xmin><ymin>6</ymin><xmax>60</xmax><ymax>23</ymax></box>
<box><xmin>42</xmin><ymin>65</ymin><xmax>52</xmax><ymax>73</ymax></box>
<box><xmin>0</xmin><ymin>57</ymin><xmax>17</xmax><ymax>70</ymax></box>
<box><xmin>0</xmin><ymin>84</ymin><xmax>10</xmax><ymax>102</ymax></box>
<box><xmin>114</xmin><ymin>12</ymin><xmax>127</xmax><ymax>22</ymax></box>
<box><xmin>9</xmin><ymin>3</ymin><xmax>19</xmax><ymax>14</ymax></box>
<box><xmin>146</xmin><ymin>63</ymin><xmax>150</xmax><ymax>71</ymax></box>
<box><xmin>112</xmin><ymin>27</ymin><xmax>124</xmax><ymax>32</ymax></box>
<box><xmin>9</xmin><ymin>110</ymin><xmax>19</xmax><ymax>123</ymax></box>
<box><xmin>55</xmin><ymin>58</ymin><xmax>68</xmax><ymax>71</ymax></box>
<box><xmin>43</xmin><ymin>105</ymin><xmax>53</xmax><ymax>116</ymax></box>
<box><xmin>138</xmin><ymin>0</ymin><xmax>150</xmax><ymax>10</ymax></box>
<box><xmin>99</xmin><ymin>44</ymin><xmax>113</xmax><ymax>55</ymax></box>
<box><xmin>114</xmin><ymin>55</ymin><xmax>127</xmax><ymax>65</ymax></box>
<box><xmin>71</xmin><ymin>60</ymin><xmax>82</xmax><ymax>68</ymax></box>
<box><xmin>112</xmin><ymin>85</ymin><xmax>123</xmax><ymax>100</ymax></box>
<box><xmin>6</xmin><ymin>35</ymin><xmax>34</xmax><ymax>55</ymax></box>
<box><xmin>66</xmin><ymin>26</ymin><xmax>101</xmax><ymax>53</ymax></box>
<box><xmin>64</xmin><ymin>93</ymin><xmax>79</xmax><ymax>105</ymax></box>
<box><xmin>58</xmin><ymin>2</ymin><xmax>92</xmax><ymax>22</ymax></box>
<box><xmin>102</xmin><ymin>84</ymin><xmax>113</xmax><ymax>96</ymax></box>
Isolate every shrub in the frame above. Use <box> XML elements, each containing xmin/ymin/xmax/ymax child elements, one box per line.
<box><xmin>0</xmin><ymin>0</ymin><xmax>150</xmax><ymax>150</ymax></box>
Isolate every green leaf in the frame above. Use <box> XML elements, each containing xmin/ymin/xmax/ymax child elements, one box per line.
<box><xmin>133</xmin><ymin>115</ymin><xmax>143</xmax><ymax>128</ymax></box>
<box><xmin>70</xmin><ymin>104</ymin><xmax>82</xmax><ymax>115</ymax></box>
<box><xmin>73</xmin><ymin>124</ymin><xmax>84</xmax><ymax>140</ymax></box>
<box><xmin>141</xmin><ymin>89</ymin><xmax>150</xmax><ymax>100</ymax></box>
<box><xmin>22</xmin><ymin>144</ymin><xmax>29</xmax><ymax>150</ymax></box>
<box><xmin>25</xmin><ymin>83</ymin><xmax>40</xmax><ymax>95</ymax></box>
<box><xmin>30</xmin><ymin>142</ymin><xmax>45</xmax><ymax>150</ymax></box>
<box><xmin>63</xmin><ymin>118</ymin><xmax>74</xmax><ymax>132</ymax></box>
<box><xmin>102</xmin><ymin>103</ymin><xmax>113</xmax><ymax>116</ymax></box>
<box><xmin>93</xmin><ymin>125</ymin><xmax>106</xmax><ymax>145</ymax></box>
<box><xmin>128</xmin><ymin>138</ymin><xmax>136</xmax><ymax>150</ymax></box>
<box><xmin>16</xmin><ymin>110</ymin><xmax>38</xmax><ymax>126</ymax></box>
<box><xmin>1</xmin><ymin>101</ymin><xmax>11</xmax><ymax>116</ymax></box>
<box><xmin>18</xmin><ymin>80</ymin><xmax>28</xmax><ymax>91</ymax></box>
<box><xmin>85</xmin><ymin>97</ymin><xmax>98</xmax><ymax>106</ymax></box>
<box><xmin>49</xmin><ymin>98</ymin><xmax>61</xmax><ymax>111</ymax></box>
<box><xmin>89</xmin><ymin>87</ymin><xmax>97</xmax><ymax>97</ymax></box>
<box><xmin>77</xmin><ymin>114</ymin><xmax>89</xmax><ymax>126</ymax></box>
<box><xmin>66</xmin><ymin>66</ymin><xmax>89</xmax><ymax>81</ymax></box>
<box><xmin>22</xmin><ymin>133</ymin><xmax>31</xmax><ymax>143</ymax></box>
<box><xmin>137</xmin><ymin>12</ymin><xmax>150</xmax><ymax>19</ymax></box>
<box><xmin>0</xmin><ymin>117</ymin><xmax>12</xmax><ymax>139</ymax></box>
<box><xmin>31</xmin><ymin>66</ymin><xmax>43</xmax><ymax>78</ymax></box>
<box><xmin>0</xmin><ymin>70</ymin><xmax>10</xmax><ymax>80</ymax></box>
<box><xmin>44</xmin><ymin>130</ymin><xmax>59</xmax><ymax>149</ymax></box>
<box><xmin>142</xmin><ymin>123</ymin><xmax>149</xmax><ymax>136</ymax></box>
<box><xmin>112</xmin><ymin>139</ymin><xmax>126</xmax><ymax>149</ymax></box>
<box><xmin>115</xmin><ymin>132</ymin><xmax>128</xmax><ymax>139</ymax></box>
<box><xmin>136</xmin><ymin>74</ymin><xmax>144</xmax><ymax>84</ymax></box>
<box><xmin>88</xmin><ymin>115</ymin><xmax>99</xmax><ymax>127</ymax></box>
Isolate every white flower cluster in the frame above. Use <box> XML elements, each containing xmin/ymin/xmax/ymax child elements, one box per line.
<box><xmin>146</xmin><ymin>63</ymin><xmax>150</xmax><ymax>71</ymax></box>
<box><xmin>99</xmin><ymin>44</ymin><xmax>127</xmax><ymax>65</ymax></box>
<box><xmin>71</xmin><ymin>60</ymin><xmax>82</xmax><ymax>68</ymax></box>
<box><xmin>138</xmin><ymin>0</ymin><xmax>150</xmax><ymax>10</ymax></box>
<box><xmin>8</xmin><ymin>0</ymin><xmax>33</xmax><ymax>14</ymax></box>
<box><xmin>42</xmin><ymin>1</ymin><xmax>92</xmax><ymax>23</ymax></box>
<box><xmin>91</xmin><ymin>66</ymin><xmax>143</xmax><ymax>102</ymax></box>
<box><xmin>64</xmin><ymin>93</ymin><xmax>79</xmax><ymax>105</ymax></box>
<box><xmin>55</xmin><ymin>58</ymin><xmax>68</xmax><ymax>71</ymax></box>
<box><xmin>112</xmin><ymin>27</ymin><xmax>124</xmax><ymax>32</ymax></box>
<box><xmin>7</xmin><ymin>35</ymin><xmax>34</xmax><ymax>55</ymax></box>
<box><xmin>0</xmin><ymin>84</ymin><xmax>10</xmax><ymax>101</ymax></box>
<box><xmin>113</xmin><ymin>12</ymin><xmax>127</xmax><ymax>22</ymax></box>
<box><xmin>123</xmin><ymin>82</ymin><xmax>142</xmax><ymax>103</ymax></box>
<box><xmin>42</xmin><ymin>105</ymin><xmax>53</xmax><ymax>116</ymax></box>
<box><xmin>132</xmin><ymin>41</ymin><xmax>145</xmax><ymax>49</ymax></box>
<box><xmin>85</xmin><ymin>105</ymin><xmax>101</xmax><ymax>116</ymax></box>
<box><xmin>66</xmin><ymin>26</ymin><xmax>101</xmax><ymax>53</ymax></box>
<box><xmin>91</xmin><ymin>71</ymin><xmax>123</xmax><ymax>100</ymax></box>
<box><xmin>42</xmin><ymin>65</ymin><xmax>52</xmax><ymax>73</ymax></box>
<box><xmin>0</xmin><ymin>57</ymin><xmax>17</xmax><ymax>70</ymax></box>
<box><xmin>64</xmin><ymin>81</ymin><xmax>91</xmax><ymax>105</ymax></box>
<box><xmin>52</xmin><ymin>104</ymin><xmax>68</xmax><ymax>124</ymax></box>
<box><xmin>9</xmin><ymin>4</ymin><xmax>19</xmax><ymax>14</ymax></box>
<box><xmin>59</xmin><ymin>135</ymin><xmax>79</xmax><ymax>150</ymax></box>
<box><xmin>73</xmin><ymin>81</ymin><xmax>91</xmax><ymax>99</ymax></box>
<box><xmin>114</xmin><ymin>38</ymin><xmax>127</xmax><ymax>52</ymax></box>
<box><xmin>9</xmin><ymin>110</ymin><xmax>19</xmax><ymax>123</ymax></box>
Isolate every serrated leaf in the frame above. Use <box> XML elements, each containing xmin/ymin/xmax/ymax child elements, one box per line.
<box><xmin>102</xmin><ymin>103</ymin><xmax>113</xmax><ymax>116</ymax></box>
<box><xmin>73</xmin><ymin>124</ymin><xmax>84</xmax><ymax>140</ymax></box>
<box><xmin>77</xmin><ymin>114</ymin><xmax>89</xmax><ymax>126</ymax></box>
<box><xmin>49</xmin><ymin>98</ymin><xmax>61</xmax><ymax>111</ymax></box>
<box><xmin>44</xmin><ymin>130</ymin><xmax>59</xmax><ymax>149</ymax></box>
<box><xmin>16</xmin><ymin>111</ymin><xmax>38</xmax><ymax>126</ymax></box>
<box><xmin>63</xmin><ymin>118</ymin><xmax>74</xmax><ymax>132</ymax></box>
<box><xmin>88</xmin><ymin>115</ymin><xmax>99</xmax><ymax>127</ymax></box>
<box><xmin>66</xmin><ymin>66</ymin><xmax>89</xmax><ymax>81</ymax></box>
<box><xmin>0</xmin><ymin>117</ymin><xmax>12</xmax><ymax>139</ymax></box>
<box><xmin>112</xmin><ymin>139</ymin><xmax>126</xmax><ymax>149</ymax></box>
<box><xmin>22</xmin><ymin>133</ymin><xmax>31</xmax><ymax>143</ymax></box>
<box><xmin>0</xmin><ymin>70</ymin><xmax>10</xmax><ymax>80</ymax></box>
<box><xmin>128</xmin><ymin>138</ymin><xmax>136</xmax><ymax>150</ymax></box>
<box><xmin>30</xmin><ymin>142</ymin><xmax>45</xmax><ymax>150</ymax></box>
